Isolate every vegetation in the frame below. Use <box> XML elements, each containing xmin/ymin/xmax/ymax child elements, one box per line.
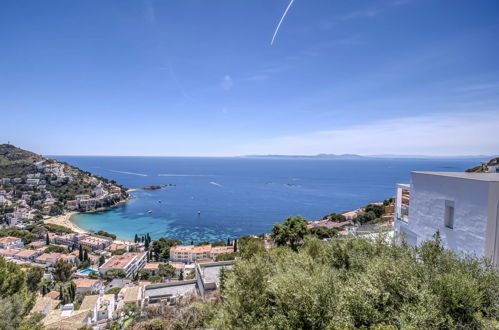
<box><xmin>96</xmin><ymin>230</ymin><xmax>116</xmax><ymax>240</ymax></box>
<box><xmin>43</xmin><ymin>223</ymin><xmax>73</xmax><ymax>234</ymax></box>
<box><xmin>44</xmin><ymin>244</ymin><xmax>69</xmax><ymax>254</ymax></box>
<box><xmin>25</xmin><ymin>266</ymin><xmax>44</xmax><ymax>292</ymax></box>
<box><xmin>209</xmin><ymin>234</ymin><xmax>499</xmax><ymax>329</ymax></box>
<box><xmin>271</xmin><ymin>216</ymin><xmax>309</xmax><ymax>250</ymax></box>
<box><xmin>0</xmin><ymin>228</ymin><xmax>38</xmax><ymax>244</ymax></box>
<box><xmin>104</xmin><ymin>269</ymin><xmax>127</xmax><ymax>279</ymax></box>
<box><xmin>466</xmin><ymin>157</ymin><xmax>499</xmax><ymax>172</ymax></box>
<box><xmin>52</xmin><ymin>259</ymin><xmax>73</xmax><ymax>282</ymax></box>
<box><xmin>106</xmin><ymin>287</ymin><xmax>122</xmax><ymax>295</ymax></box>
<box><xmin>151</xmin><ymin>238</ymin><xmax>182</xmax><ymax>262</ymax></box>
<box><xmin>0</xmin><ymin>256</ymin><xmax>36</xmax><ymax>329</ymax></box>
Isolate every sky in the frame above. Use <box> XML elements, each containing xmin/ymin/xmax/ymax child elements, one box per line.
<box><xmin>1</xmin><ymin>0</ymin><xmax>498</xmax><ymax>156</ymax></box>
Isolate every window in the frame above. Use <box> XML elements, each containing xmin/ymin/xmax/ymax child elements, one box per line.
<box><xmin>444</xmin><ymin>200</ymin><xmax>455</xmax><ymax>229</ymax></box>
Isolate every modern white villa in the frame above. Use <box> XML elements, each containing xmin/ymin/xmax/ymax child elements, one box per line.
<box><xmin>394</xmin><ymin>172</ymin><xmax>499</xmax><ymax>265</ymax></box>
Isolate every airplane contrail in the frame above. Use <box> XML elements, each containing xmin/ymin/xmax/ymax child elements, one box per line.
<box><xmin>270</xmin><ymin>0</ymin><xmax>296</xmax><ymax>46</ymax></box>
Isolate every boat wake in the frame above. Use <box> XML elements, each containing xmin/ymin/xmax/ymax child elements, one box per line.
<box><xmin>209</xmin><ymin>181</ymin><xmax>223</xmax><ymax>187</ymax></box>
<box><xmin>106</xmin><ymin>169</ymin><xmax>148</xmax><ymax>177</ymax></box>
<box><xmin>158</xmin><ymin>174</ymin><xmax>210</xmax><ymax>177</ymax></box>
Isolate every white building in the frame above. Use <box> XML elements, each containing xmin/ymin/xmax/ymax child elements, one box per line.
<box><xmin>394</xmin><ymin>172</ymin><xmax>499</xmax><ymax>265</ymax></box>
<box><xmin>0</xmin><ymin>236</ymin><xmax>24</xmax><ymax>249</ymax></box>
<box><xmin>99</xmin><ymin>252</ymin><xmax>147</xmax><ymax>277</ymax></box>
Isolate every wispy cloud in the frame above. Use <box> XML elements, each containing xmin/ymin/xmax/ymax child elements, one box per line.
<box><xmin>221</xmin><ymin>75</ymin><xmax>234</xmax><ymax>90</ymax></box>
<box><xmin>143</xmin><ymin>0</ymin><xmax>156</xmax><ymax>24</ymax></box>
<box><xmin>239</xmin><ymin>111</ymin><xmax>499</xmax><ymax>156</ymax></box>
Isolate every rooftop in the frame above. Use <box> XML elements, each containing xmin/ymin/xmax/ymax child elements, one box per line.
<box><xmin>0</xmin><ymin>236</ymin><xmax>22</xmax><ymax>244</ymax></box>
<box><xmin>144</xmin><ymin>281</ymin><xmax>197</xmax><ymax>299</ymax></box>
<box><xmin>101</xmin><ymin>252</ymin><xmax>146</xmax><ymax>269</ymax></box>
<box><xmin>73</xmin><ymin>278</ymin><xmax>102</xmax><ymax>288</ymax></box>
<box><xmin>413</xmin><ymin>171</ymin><xmax>499</xmax><ymax>182</ymax></box>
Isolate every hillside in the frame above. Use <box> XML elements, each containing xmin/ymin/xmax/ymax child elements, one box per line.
<box><xmin>0</xmin><ymin>144</ymin><xmax>129</xmax><ymax>223</ymax></box>
<box><xmin>465</xmin><ymin>157</ymin><xmax>499</xmax><ymax>173</ymax></box>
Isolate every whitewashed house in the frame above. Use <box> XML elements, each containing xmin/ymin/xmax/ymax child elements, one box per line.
<box><xmin>394</xmin><ymin>172</ymin><xmax>499</xmax><ymax>265</ymax></box>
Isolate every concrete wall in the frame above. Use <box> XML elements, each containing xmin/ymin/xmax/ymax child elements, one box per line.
<box><xmin>406</xmin><ymin>173</ymin><xmax>496</xmax><ymax>259</ymax></box>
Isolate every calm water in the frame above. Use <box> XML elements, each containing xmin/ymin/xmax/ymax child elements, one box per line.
<box><xmin>51</xmin><ymin>156</ymin><xmax>484</xmax><ymax>243</ymax></box>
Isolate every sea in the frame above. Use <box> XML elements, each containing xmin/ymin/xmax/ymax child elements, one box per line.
<box><xmin>50</xmin><ymin>156</ymin><xmax>486</xmax><ymax>243</ymax></box>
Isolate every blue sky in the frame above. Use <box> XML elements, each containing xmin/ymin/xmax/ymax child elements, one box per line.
<box><xmin>1</xmin><ymin>0</ymin><xmax>498</xmax><ymax>156</ymax></box>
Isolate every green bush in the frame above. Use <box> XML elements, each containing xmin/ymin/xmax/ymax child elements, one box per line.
<box><xmin>209</xmin><ymin>235</ymin><xmax>499</xmax><ymax>329</ymax></box>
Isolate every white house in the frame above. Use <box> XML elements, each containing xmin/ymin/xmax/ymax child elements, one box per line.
<box><xmin>394</xmin><ymin>172</ymin><xmax>499</xmax><ymax>265</ymax></box>
<box><xmin>0</xmin><ymin>236</ymin><xmax>24</xmax><ymax>249</ymax></box>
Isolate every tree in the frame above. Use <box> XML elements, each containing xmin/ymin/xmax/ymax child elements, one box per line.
<box><xmin>233</xmin><ymin>239</ymin><xmax>238</xmax><ymax>252</ymax></box>
<box><xmin>99</xmin><ymin>255</ymin><xmax>105</xmax><ymax>266</ymax></box>
<box><xmin>104</xmin><ymin>270</ymin><xmax>126</xmax><ymax>279</ymax></box>
<box><xmin>365</xmin><ymin>204</ymin><xmax>385</xmax><ymax>218</ymax></box>
<box><xmin>78</xmin><ymin>245</ymin><xmax>83</xmax><ymax>261</ymax></box>
<box><xmin>238</xmin><ymin>236</ymin><xmax>265</xmax><ymax>259</ymax></box>
<box><xmin>52</xmin><ymin>259</ymin><xmax>72</xmax><ymax>282</ymax></box>
<box><xmin>45</xmin><ymin>232</ymin><xmax>50</xmax><ymax>245</ymax></box>
<box><xmin>158</xmin><ymin>264</ymin><xmax>175</xmax><ymax>279</ymax></box>
<box><xmin>26</xmin><ymin>266</ymin><xmax>44</xmax><ymax>292</ymax></box>
<box><xmin>0</xmin><ymin>256</ymin><xmax>35</xmax><ymax>329</ymax></box>
<box><xmin>211</xmin><ymin>236</ymin><xmax>499</xmax><ymax>329</ymax></box>
<box><xmin>227</xmin><ymin>237</ymin><xmax>231</xmax><ymax>246</ymax></box>
<box><xmin>139</xmin><ymin>269</ymin><xmax>150</xmax><ymax>280</ymax></box>
<box><xmin>271</xmin><ymin>216</ymin><xmax>309</xmax><ymax>250</ymax></box>
<box><xmin>179</xmin><ymin>269</ymin><xmax>184</xmax><ymax>281</ymax></box>
<box><xmin>134</xmin><ymin>234</ymin><xmax>138</xmax><ymax>243</ymax></box>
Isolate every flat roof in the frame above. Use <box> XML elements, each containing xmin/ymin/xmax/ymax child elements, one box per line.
<box><xmin>413</xmin><ymin>172</ymin><xmax>499</xmax><ymax>182</ymax></box>
<box><xmin>144</xmin><ymin>282</ymin><xmax>196</xmax><ymax>298</ymax></box>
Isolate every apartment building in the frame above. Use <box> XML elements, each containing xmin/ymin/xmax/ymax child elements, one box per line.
<box><xmin>99</xmin><ymin>252</ymin><xmax>147</xmax><ymax>277</ymax></box>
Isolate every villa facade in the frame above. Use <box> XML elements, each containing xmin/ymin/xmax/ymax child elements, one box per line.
<box><xmin>394</xmin><ymin>172</ymin><xmax>499</xmax><ymax>265</ymax></box>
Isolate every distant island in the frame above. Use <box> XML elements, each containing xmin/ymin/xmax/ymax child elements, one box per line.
<box><xmin>243</xmin><ymin>153</ymin><xmax>497</xmax><ymax>160</ymax></box>
<box><xmin>138</xmin><ymin>184</ymin><xmax>176</xmax><ymax>191</ymax></box>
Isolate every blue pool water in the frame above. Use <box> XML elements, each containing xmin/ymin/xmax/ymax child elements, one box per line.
<box><xmin>51</xmin><ymin>156</ymin><xmax>486</xmax><ymax>243</ymax></box>
<box><xmin>80</xmin><ymin>268</ymin><xmax>97</xmax><ymax>275</ymax></box>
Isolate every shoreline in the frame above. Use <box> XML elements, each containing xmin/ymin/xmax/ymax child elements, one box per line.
<box><xmin>44</xmin><ymin>211</ymin><xmax>88</xmax><ymax>234</ymax></box>
<box><xmin>43</xmin><ymin>194</ymin><xmax>134</xmax><ymax>238</ymax></box>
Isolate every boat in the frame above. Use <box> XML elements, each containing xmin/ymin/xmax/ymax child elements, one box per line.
<box><xmin>158</xmin><ymin>200</ymin><xmax>162</xmax><ymax>203</ymax></box>
<box><xmin>197</xmin><ymin>210</ymin><xmax>201</xmax><ymax>215</ymax></box>
<box><xmin>147</xmin><ymin>210</ymin><xmax>153</xmax><ymax>214</ymax></box>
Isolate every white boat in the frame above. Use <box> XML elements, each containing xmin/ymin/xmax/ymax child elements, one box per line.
<box><xmin>147</xmin><ymin>210</ymin><xmax>152</xmax><ymax>214</ymax></box>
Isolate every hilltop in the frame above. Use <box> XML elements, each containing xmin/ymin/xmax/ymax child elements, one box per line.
<box><xmin>0</xmin><ymin>144</ymin><xmax>129</xmax><ymax>224</ymax></box>
<box><xmin>466</xmin><ymin>157</ymin><xmax>499</xmax><ymax>173</ymax></box>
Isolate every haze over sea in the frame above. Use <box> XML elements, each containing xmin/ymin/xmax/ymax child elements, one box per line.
<box><xmin>52</xmin><ymin>156</ymin><xmax>485</xmax><ymax>243</ymax></box>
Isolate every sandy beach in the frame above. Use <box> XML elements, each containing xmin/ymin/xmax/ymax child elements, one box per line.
<box><xmin>44</xmin><ymin>212</ymin><xmax>89</xmax><ymax>234</ymax></box>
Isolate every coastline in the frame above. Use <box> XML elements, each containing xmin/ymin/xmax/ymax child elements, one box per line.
<box><xmin>44</xmin><ymin>212</ymin><xmax>88</xmax><ymax>234</ymax></box>
<box><xmin>43</xmin><ymin>193</ymin><xmax>134</xmax><ymax>237</ymax></box>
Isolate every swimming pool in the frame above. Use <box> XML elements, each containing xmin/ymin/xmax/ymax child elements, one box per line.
<box><xmin>80</xmin><ymin>268</ymin><xmax>97</xmax><ymax>275</ymax></box>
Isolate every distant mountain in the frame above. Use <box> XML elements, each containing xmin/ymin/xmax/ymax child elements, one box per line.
<box><xmin>243</xmin><ymin>153</ymin><xmax>496</xmax><ymax>160</ymax></box>
<box><xmin>243</xmin><ymin>154</ymin><xmax>368</xmax><ymax>159</ymax></box>
<box><xmin>466</xmin><ymin>157</ymin><xmax>499</xmax><ymax>173</ymax></box>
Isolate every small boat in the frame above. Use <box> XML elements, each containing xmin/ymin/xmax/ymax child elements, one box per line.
<box><xmin>147</xmin><ymin>210</ymin><xmax>153</xmax><ymax>214</ymax></box>
<box><xmin>197</xmin><ymin>211</ymin><xmax>201</xmax><ymax>215</ymax></box>
<box><xmin>158</xmin><ymin>200</ymin><xmax>162</xmax><ymax>203</ymax></box>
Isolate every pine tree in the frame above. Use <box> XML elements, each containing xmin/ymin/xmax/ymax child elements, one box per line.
<box><xmin>227</xmin><ymin>237</ymin><xmax>230</xmax><ymax>246</ymax></box>
<box><xmin>46</xmin><ymin>233</ymin><xmax>50</xmax><ymax>245</ymax></box>
<box><xmin>78</xmin><ymin>245</ymin><xmax>83</xmax><ymax>261</ymax></box>
<box><xmin>233</xmin><ymin>239</ymin><xmax>238</xmax><ymax>252</ymax></box>
<box><xmin>134</xmin><ymin>234</ymin><xmax>138</xmax><ymax>243</ymax></box>
<box><xmin>83</xmin><ymin>250</ymin><xmax>88</xmax><ymax>261</ymax></box>
<box><xmin>179</xmin><ymin>269</ymin><xmax>184</xmax><ymax>281</ymax></box>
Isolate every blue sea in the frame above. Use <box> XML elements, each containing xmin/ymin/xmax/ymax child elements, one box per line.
<box><xmin>51</xmin><ymin>156</ymin><xmax>485</xmax><ymax>243</ymax></box>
